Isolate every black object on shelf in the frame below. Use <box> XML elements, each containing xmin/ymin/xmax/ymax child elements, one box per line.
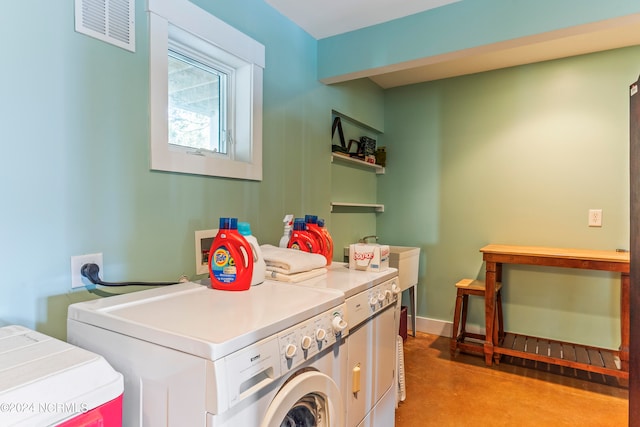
<box><xmin>331</xmin><ymin>116</ymin><xmax>348</xmax><ymax>154</ymax></box>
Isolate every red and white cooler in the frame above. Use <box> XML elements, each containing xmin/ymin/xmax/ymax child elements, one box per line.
<box><xmin>0</xmin><ymin>325</ymin><xmax>123</xmax><ymax>426</ymax></box>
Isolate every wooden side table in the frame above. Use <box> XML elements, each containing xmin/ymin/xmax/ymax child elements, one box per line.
<box><xmin>480</xmin><ymin>244</ymin><xmax>629</xmax><ymax>379</ymax></box>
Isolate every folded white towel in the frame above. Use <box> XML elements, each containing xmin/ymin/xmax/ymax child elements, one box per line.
<box><xmin>260</xmin><ymin>244</ymin><xmax>327</xmax><ymax>274</ymax></box>
<box><xmin>265</xmin><ymin>267</ymin><xmax>327</xmax><ymax>283</ymax></box>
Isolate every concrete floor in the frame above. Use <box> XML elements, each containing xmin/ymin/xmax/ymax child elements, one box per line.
<box><xmin>395</xmin><ymin>332</ymin><xmax>628</xmax><ymax>426</ymax></box>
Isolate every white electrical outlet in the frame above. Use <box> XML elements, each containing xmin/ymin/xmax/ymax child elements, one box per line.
<box><xmin>71</xmin><ymin>253</ymin><xmax>103</xmax><ymax>289</ymax></box>
<box><xmin>588</xmin><ymin>209</ymin><xmax>602</xmax><ymax>227</ymax></box>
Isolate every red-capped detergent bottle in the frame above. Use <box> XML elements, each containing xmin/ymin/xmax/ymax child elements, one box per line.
<box><xmin>317</xmin><ymin>218</ymin><xmax>334</xmax><ymax>266</ymax></box>
<box><xmin>287</xmin><ymin>218</ymin><xmax>320</xmax><ymax>253</ymax></box>
<box><xmin>208</xmin><ymin>217</ymin><xmax>253</xmax><ymax>291</ymax></box>
<box><xmin>305</xmin><ymin>214</ymin><xmax>329</xmax><ymax>265</ymax></box>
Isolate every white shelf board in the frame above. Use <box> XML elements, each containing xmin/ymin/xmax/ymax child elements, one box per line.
<box><xmin>331</xmin><ymin>153</ymin><xmax>385</xmax><ymax>174</ymax></box>
<box><xmin>330</xmin><ymin>202</ymin><xmax>385</xmax><ymax>212</ymax></box>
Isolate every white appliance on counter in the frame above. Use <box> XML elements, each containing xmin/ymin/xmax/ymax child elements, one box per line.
<box><xmin>67</xmin><ymin>281</ymin><xmax>349</xmax><ymax>426</ymax></box>
<box><xmin>288</xmin><ymin>264</ymin><xmax>400</xmax><ymax>427</ymax></box>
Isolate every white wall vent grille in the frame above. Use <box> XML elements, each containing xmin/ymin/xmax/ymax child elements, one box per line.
<box><xmin>75</xmin><ymin>0</ymin><xmax>135</xmax><ymax>52</ymax></box>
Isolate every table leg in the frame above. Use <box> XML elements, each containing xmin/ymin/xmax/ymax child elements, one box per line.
<box><xmin>409</xmin><ymin>285</ymin><xmax>416</xmax><ymax>337</ymax></box>
<box><xmin>620</xmin><ymin>272</ymin><xmax>630</xmax><ymax>372</ymax></box>
<box><xmin>484</xmin><ymin>261</ymin><xmax>497</xmax><ymax>366</ymax></box>
<box><xmin>493</xmin><ymin>264</ymin><xmax>503</xmax><ymax>364</ymax></box>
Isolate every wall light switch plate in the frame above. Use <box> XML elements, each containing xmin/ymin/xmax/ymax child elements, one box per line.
<box><xmin>588</xmin><ymin>209</ymin><xmax>602</xmax><ymax>227</ymax></box>
<box><xmin>71</xmin><ymin>253</ymin><xmax>103</xmax><ymax>289</ymax></box>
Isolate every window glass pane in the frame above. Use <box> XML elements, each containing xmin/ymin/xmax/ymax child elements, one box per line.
<box><xmin>148</xmin><ymin>1</ymin><xmax>264</xmax><ymax>180</ymax></box>
<box><xmin>168</xmin><ymin>50</ymin><xmax>227</xmax><ymax>154</ymax></box>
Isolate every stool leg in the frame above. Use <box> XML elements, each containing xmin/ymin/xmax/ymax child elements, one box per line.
<box><xmin>450</xmin><ymin>290</ymin><xmax>463</xmax><ymax>355</ymax></box>
<box><xmin>459</xmin><ymin>294</ymin><xmax>469</xmax><ymax>339</ymax></box>
<box><xmin>496</xmin><ymin>289</ymin><xmax>504</xmax><ymax>342</ymax></box>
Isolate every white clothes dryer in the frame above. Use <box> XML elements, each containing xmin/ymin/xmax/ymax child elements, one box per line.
<box><xmin>286</xmin><ymin>264</ymin><xmax>400</xmax><ymax>427</ymax></box>
<box><xmin>67</xmin><ymin>281</ymin><xmax>349</xmax><ymax>427</ymax></box>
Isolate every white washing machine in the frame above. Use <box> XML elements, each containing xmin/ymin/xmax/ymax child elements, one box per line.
<box><xmin>287</xmin><ymin>264</ymin><xmax>399</xmax><ymax>427</ymax></box>
<box><xmin>67</xmin><ymin>281</ymin><xmax>349</xmax><ymax>426</ymax></box>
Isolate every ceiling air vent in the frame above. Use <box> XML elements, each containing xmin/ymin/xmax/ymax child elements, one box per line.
<box><xmin>75</xmin><ymin>0</ymin><xmax>135</xmax><ymax>52</ymax></box>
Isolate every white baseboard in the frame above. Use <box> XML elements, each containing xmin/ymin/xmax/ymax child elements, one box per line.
<box><xmin>409</xmin><ymin>316</ymin><xmax>486</xmax><ymax>338</ymax></box>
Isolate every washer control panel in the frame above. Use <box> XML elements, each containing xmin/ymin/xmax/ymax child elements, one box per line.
<box><xmin>345</xmin><ymin>276</ymin><xmax>399</xmax><ymax>329</ymax></box>
<box><xmin>277</xmin><ymin>304</ymin><xmax>347</xmax><ymax>374</ymax></box>
<box><xmin>222</xmin><ymin>303</ymin><xmax>346</xmax><ymax>410</ymax></box>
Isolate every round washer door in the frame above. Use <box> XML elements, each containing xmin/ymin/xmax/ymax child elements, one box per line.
<box><xmin>261</xmin><ymin>371</ymin><xmax>344</xmax><ymax>427</ymax></box>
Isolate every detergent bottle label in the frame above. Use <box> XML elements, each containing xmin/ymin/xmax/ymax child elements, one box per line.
<box><xmin>288</xmin><ymin>233</ymin><xmax>316</xmax><ymax>252</ymax></box>
<box><xmin>211</xmin><ymin>245</ymin><xmax>237</xmax><ymax>283</ymax></box>
<box><xmin>289</xmin><ymin>239</ymin><xmax>303</xmax><ymax>251</ymax></box>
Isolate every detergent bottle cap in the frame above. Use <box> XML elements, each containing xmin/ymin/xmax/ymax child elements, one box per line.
<box><xmin>237</xmin><ymin>222</ymin><xmax>252</xmax><ymax>236</ymax></box>
<box><xmin>219</xmin><ymin>217</ymin><xmax>238</xmax><ymax>229</ymax></box>
<box><xmin>293</xmin><ymin>218</ymin><xmax>306</xmax><ymax>231</ymax></box>
<box><xmin>304</xmin><ymin>215</ymin><xmax>318</xmax><ymax>224</ymax></box>
<box><xmin>317</xmin><ymin>218</ymin><xmax>325</xmax><ymax>227</ymax></box>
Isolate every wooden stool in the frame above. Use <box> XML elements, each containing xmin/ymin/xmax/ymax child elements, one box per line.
<box><xmin>450</xmin><ymin>279</ymin><xmax>504</xmax><ymax>357</ymax></box>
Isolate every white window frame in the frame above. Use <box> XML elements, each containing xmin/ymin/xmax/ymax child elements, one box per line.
<box><xmin>147</xmin><ymin>0</ymin><xmax>265</xmax><ymax>181</ymax></box>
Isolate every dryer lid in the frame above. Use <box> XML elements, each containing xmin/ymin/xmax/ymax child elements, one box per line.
<box><xmin>293</xmin><ymin>263</ymin><xmax>397</xmax><ymax>298</ymax></box>
<box><xmin>68</xmin><ymin>281</ymin><xmax>344</xmax><ymax>361</ymax></box>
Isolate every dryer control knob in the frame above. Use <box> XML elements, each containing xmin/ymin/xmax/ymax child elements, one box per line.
<box><xmin>391</xmin><ymin>283</ymin><xmax>401</xmax><ymax>295</ymax></box>
<box><xmin>301</xmin><ymin>335</ymin><xmax>312</xmax><ymax>350</ymax></box>
<box><xmin>377</xmin><ymin>293</ymin><xmax>385</xmax><ymax>302</ymax></box>
<box><xmin>285</xmin><ymin>343</ymin><xmax>297</xmax><ymax>359</ymax></box>
<box><xmin>332</xmin><ymin>316</ymin><xmax>347</xmax><ymax>334</ymax></box>
<box><xmin>385</xmin><ymin>290</ymin><xmax>393</xmax><ymax>300</ymax></box>
<box><xmin>369</xmin><ymin>297</ymin><xmax>378</xmax><ymax>307</ymax></box>
<box><xmin>315</xmin><ymin>328</ymin><xmax>327</xmax><ymax>341</ymax></box>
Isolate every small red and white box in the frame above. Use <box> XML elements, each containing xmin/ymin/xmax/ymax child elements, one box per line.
<box><xmin>348</xmin><ymin>243</ymin><xmax>390</xmax><ymax>272</ymax></box>
<box><xmin>0</xmin><ymin>325</ymin><xmax>123</xmax><ymax>427</ymax></box>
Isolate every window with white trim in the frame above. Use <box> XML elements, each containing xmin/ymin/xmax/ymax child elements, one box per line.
<box><xmin>148</xmin><ymin>0</ymin><xmax>265</xmax><ymax>180</ymax></box>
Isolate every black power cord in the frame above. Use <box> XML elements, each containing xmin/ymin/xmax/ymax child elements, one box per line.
<box><xmin>80</xmin><ymin>263</ymin><xmax>179</xmax><ymax>287</ymax></box>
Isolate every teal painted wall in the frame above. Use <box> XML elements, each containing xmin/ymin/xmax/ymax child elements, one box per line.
<box><xmin>0</xmin><ymin>0</ymin><xmax>382</xmax><ymax>339</ymax></box>
<box><xmin>318</xmin><ymin>0</ymin><xmax>640</xmax><ymax>82</ymax></box>
<box><xmin>1</xmin><ymin>0</ymin><xmax>636</xmax><ymax>353</ymax></box>
<box><xmin>378</xmin><ymin>47</ymin><xmax>639</xmax><ymax>349</ymax></box>
<box><xmin>327</xmin><ymin>79</ymin><xmax>385</xmax><ymax>256</ymax></box>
